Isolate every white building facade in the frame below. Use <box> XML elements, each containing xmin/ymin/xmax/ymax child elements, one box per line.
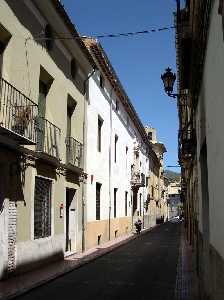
<box><xmin>84</xmin><ymin>39</ymin><xmax>150</xmax><ymax>249</ymax></box>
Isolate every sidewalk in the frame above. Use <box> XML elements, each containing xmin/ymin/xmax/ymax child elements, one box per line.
<box><xmin>175</xmin><ymin>223</ymin><xmax>199</xmax><ymax>300</ymax></box>
<box><xmin>0</xmin><ymin>226</ymin><xmax>154</xmax><ymax>300</ymax></box>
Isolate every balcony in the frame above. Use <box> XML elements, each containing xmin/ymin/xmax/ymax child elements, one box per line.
<box><xmin>131</xmin><ymin>171</ymin><xmax>145</xmax><ymax>189</ymax></box>
<box><xmin>178</xmin><ymin>128</ymin><xmax>196</xmax><ymax>161</ymax></box>
<box><xmin>65</xmin><ymin>137</ymin><xmax>83</xmax><ymax>169</ymax></box>
<box><xmin>35</xmin><ymin>117</ymin><xmax>61</xmax><ymax>161</ymax></box>
<box><xmin>0</xmin><ymin>77</ymin><xmax>38</xmax><ymax>144</ymax></box>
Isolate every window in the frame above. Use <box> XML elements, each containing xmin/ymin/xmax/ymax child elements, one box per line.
<box><xmin>114</xmin><ymin>188</ymin><xmax>117</xmax><ymax>218</ymax></box>
<box><xmin>114</xmin><ymin>135</ymin><xmax>118</xmax><ymax>163</ymax></box>
<box><xmin>115</xmin><ymin>100</ymin><xmax>119</xmax><ymax>112</ymax></box>
<box><xmin>99</xmin><ymin>74</ymin><xmax>104</xmax><ymax>88</ymax></box>
<box><xmin>125</xmin><ymin>191</ymin><xmax>128</xmax><ymax>216</ymax></box>
<box><xmin>139</xmin><ymin>193</ymin><xmax>142</xmax><ymax>216</ymax></box>
<box><xmin>146</xmin><ymin>176</ymin><xmax>149</xmax><ymax>187</ymax></box>
<box><xmin>34</xmin><ymin>177</ymin><xmax>52</xmax><ymax>239</ymax></box>
<box><xmin>98</xmin><ymin>117</ymin><xmax>103</xmax><ymax>152</ymax></box>
<box><xmin>148</xmin><ymin>131</ymin><xmax>152</xmax><ymax>141</ymax></box>
<box><xmin>96</xmin><ymin>183</ymin><xmax>101</xmax><ymax>220</ymax></box>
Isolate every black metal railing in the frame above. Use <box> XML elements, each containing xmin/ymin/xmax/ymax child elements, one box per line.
<box><xmin>178</xmin><ymin>128</ymin><xmax>196</xmax><ymax>160</ymax></box>
<box><xmin>65</xmin><ymin>137</ymin><xmax>83</xmax><ymax>168</ymax></box>
<box><xmin>36</xmin><ymin>117</ymin><xmax>61</xmax><ymax>160</ymax></box>
<box><xmin>0</xmin><ymin>77</ymin><xmax>38</xmax><ymax>143</ymax></box>
<box><xmin>131</xmin><ymin>170</ymin><xmax>145</xmax><ymax>188</ymax></box>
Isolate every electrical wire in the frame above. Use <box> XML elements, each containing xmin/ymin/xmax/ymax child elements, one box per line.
<box><xmin>28</xmin><ymin>25</ymin><xmax>175</xmax><ymax>42</ymax></box>
<box><xmin>92</xmin><ymin>26</ymin><xmax>175</xmax><ymax>39</ymax></box>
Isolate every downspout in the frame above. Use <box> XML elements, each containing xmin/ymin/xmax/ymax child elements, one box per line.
<box><xmin>108</xmin><ymin>87</ymin><xmax>113</xmax><ymax>241</ymax></box>
<box><xmin>81</xmin><ymin>68</ymin><xmax>96</xmax><ymax>252</ymax></box>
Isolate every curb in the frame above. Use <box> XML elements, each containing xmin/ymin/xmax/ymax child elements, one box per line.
<box><xmin>1</xmin><ymin>225</ymin><xmax>160</xmax><ymax>300</ymax></box>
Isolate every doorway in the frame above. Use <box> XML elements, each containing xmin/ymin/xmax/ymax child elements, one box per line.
<box><xmin>132</xmin><ymin>189</ymin><xmax>138</xmax><ymax>216</ymax></box>
<box><xmin>65</xmin><ymin>188</ymin><xmax>76</xmax><ymax>252</ymax></box>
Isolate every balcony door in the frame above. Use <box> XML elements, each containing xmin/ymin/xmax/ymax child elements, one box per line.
<box><xmin>37</xmin><ymin>81</ymin><xmax>47</xmax><ymax>152</ymax></box>
<box><xmin>132</xmin><ymin>189</ymin><xmax>138</xmax><ymax>216</ymax></box>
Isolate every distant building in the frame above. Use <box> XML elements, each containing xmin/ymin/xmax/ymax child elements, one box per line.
<box><xmin>145</xmin><ymin>127</ymin><xmax>167</xmax><ymax>224</ymax></box>
<box><xmin>167</xmin><ymin>181</ymin><xmax>181</xmax><ymax>219</ymax></box>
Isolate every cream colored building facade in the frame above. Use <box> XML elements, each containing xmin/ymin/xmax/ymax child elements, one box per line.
<box><xmin>145</xmin><ymin>127</ymin><xmax>167</xmax><ymax>224</ymax></box>
<box><xmin>0</xmin><ymin>0</ymin><xmax>94</xmax><ymax>279</ymax></box>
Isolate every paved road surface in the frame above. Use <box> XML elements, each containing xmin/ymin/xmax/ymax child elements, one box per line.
<box><xmin>16</xmin><ymin>222</ymin><xmax>181</xmax><ymax>300</ymax></box>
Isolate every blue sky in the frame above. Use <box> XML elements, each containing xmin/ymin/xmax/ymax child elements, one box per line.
<box><xmin>62</xmin><ymin>0</ymin><xmax>181</xmax><ymax>171</ymax></box>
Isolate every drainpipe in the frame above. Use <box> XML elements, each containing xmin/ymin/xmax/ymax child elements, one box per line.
<box><xmin>81</xmin><ymin>68</ymin><xmax>96</xmax><ymax>252</ymax></box>
<box><xmin>108</xmin><ymin>87</ymin><xmax>113</xmax><ymax>241</ymax></box>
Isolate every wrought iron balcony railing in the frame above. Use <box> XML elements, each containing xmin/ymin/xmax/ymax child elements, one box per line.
<box><xmin>178</xmin><ymin>128</ymin><xmax>196</xmax><ymax>161</ymax></box>
<box><xmin>65</xmin><ymin>137</ymin><xmax>83</xmax><ymax>169</ymax></box>
<box><xmin>35</xmin><ymin>117</ymin><xmax>61</xmax><ymax>160</ymax></box>
<box><xmin>0</xmin><ymin>77</ymin><xmax>38</xmax><ymax>144</ymax></box>
<box><xmin>131</xmin><ymin>171</ymin><xmax>145</xmax><ymax>188</ymax></box>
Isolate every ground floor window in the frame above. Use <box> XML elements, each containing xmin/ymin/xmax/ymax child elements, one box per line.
<box><xmin>125</xmin><ymin>191</ymin><xmax>128</xmax><ymax>216</ymax></box>
<box><xmin>34</xmin><ymin>176</ymin><xmax>52</xmax><ymax>239</ymax></box>
<box><xmin>96</xmin><ymin>182</ymin><xmax>101</xmax><ymax>220</ymax></box>
<box><xmin>114</xmin><ymin>188</ymin><xmax>117</xmax><ymax>218</ymax></box>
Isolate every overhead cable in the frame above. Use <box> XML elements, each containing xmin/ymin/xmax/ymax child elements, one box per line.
<box><xmin>29</xmin><ymin>25</ymin><xmax>175</xmax><ymax>42</ymax></box>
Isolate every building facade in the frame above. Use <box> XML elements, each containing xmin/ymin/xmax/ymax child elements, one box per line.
<box><xmin>145</xmin><ymin>126</ymin><xmax>167</xmax><ymax>224</ymax></box>
<box><xmin>0</xmin><ymin>0</ymin><xmax>167</xmax><ymax>280</ymax></box>
<box><xmin>83</xmin><ymin>39</ymin><xmax>154</xmax><ymax>249</ymax></box>
<box><xmin>176</xmin><ymin>0</ymin><xmax>224</xmax><ymax>298</ymax></box>
<box><xmin>0</xmin><ymin>0</ymin><xmax>94</xmax><ymax>279</ymax></box>
<box><xmin>167</xmin><ymin>181</ymin><xmax>181</xmax><ymax>220</ymax></box>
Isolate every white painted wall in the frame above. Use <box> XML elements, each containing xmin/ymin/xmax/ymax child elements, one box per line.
<box><xmin>86</xmin><ymin>71</ymin><xmax>148</xmax><ymax>223</ymax></box>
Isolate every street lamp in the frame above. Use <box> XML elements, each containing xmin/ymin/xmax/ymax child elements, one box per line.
<box><xmin>161</xmin><ymin>68</ymin><xmax>178</xmax><ymax>99</ymax></box>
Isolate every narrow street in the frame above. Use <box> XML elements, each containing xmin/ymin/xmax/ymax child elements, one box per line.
<box><xmin>15</xmin><ymin>222</ymin><xmax>181</xmax><ymax>300</ymax></box>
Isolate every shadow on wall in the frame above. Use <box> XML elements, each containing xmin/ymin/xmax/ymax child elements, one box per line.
<box><xmin>6</xmin><ymin>0</ymin><xmax>85</xmax><ymax>95</ymax></box>
<box><xmin>36</xmin><ymin>160</ymin><xmax>57</xmax><ymax>180</ymax></box>
<box><xmin>14</xmin><ymin>249</ymin><xmax>64</xmax><ymax>277</ymax></box>
<box><xmin>66</xmin><ymin>170</ymin><xmax>80</xmax><ymax>185</ymax></box>
<box><xmin>0</xmin><ymin>153</ymin><xmax>26</xmax><ymax>207</ymax></box>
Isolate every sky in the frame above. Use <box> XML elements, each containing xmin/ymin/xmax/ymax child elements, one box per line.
<box><xmin>61</xmin><ymin>0</ymin><xmax>181</xmax><ymax>171</ymax></box>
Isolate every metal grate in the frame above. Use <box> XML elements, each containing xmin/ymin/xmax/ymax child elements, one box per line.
<box><xmin>34</xmin><ymin>177</ymin><xmax>52</xmax><ymax>239</ymax></box>
<box><xmin>0</xmin><ymin>77</ymin><xmax>38</xmax><ymax>143</ymax></box>
<box><xmin>96</xmin><ymin>183</ymin><xmax>101</xmax><ymax>220</ymax></box>
<box><xmin>65</xmin><ymin>136</ymin><xmax>83</xmax><ymax>168</ymax></box>
<box><xmin>36</xmin><ymin>117</ymin><xmax>61</xmax><ymax>159</ymax></box>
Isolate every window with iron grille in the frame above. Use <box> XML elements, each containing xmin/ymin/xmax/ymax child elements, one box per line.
<box><xmin>114</xmin><ymin>188</ymin><xmax>117</xmax><ymax>218</ymax></box>
<box><xmin>98</xmin><ymin>117</ymin><xmax>103</xmax><ymax>152</ymax></box>
<box><xmin>96</xmin><ymin>182</ymin><xmax>101</xmax><ymax>220</ymax></box>
<box><xmin>34</xmin><ymin>177</ymin><xmax>52</xmax><ymax>239</ymax></box>
<box><xmin>125</xmin><ymin>191</ymin><xmax>128</xmax><ymax>216</ymax></box>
